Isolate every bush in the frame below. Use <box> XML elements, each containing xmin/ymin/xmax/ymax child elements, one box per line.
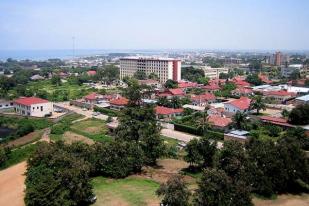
<box><xmin>93</xmin><ymin>106</ymin><xmax>119</xmax><ymax>117</ymax></box>
<box><xmin>174</xmin><ymin>123</ymin><xmax>202</xmax><ymax>135</ymax></box>
<box><xmin>50</xmin><ymin>124</ymin><xmax>69</xmax><ymax>135</ymax></box>
<box><xmin>16</xmin><ymin>122</ymin><xmax>34</xmax><ymax>137</ymax></box>
<box><xmin>204</xmin><ymin>130</ymin><xmax>224</xmax><ymax>140</ymax></box>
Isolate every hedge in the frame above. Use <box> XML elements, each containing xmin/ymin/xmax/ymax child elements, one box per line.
<box><xmin>93</xmin><ymin>106</ymin><xmax>120</xmax><ymax>117</ymax></box>
<box><xmin>173</xmin><ymin>123</ymin><xmax>224</xmax><ymax>140</ymax></box>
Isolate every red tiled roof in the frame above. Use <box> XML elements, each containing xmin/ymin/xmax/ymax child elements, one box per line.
<box><xmin>109</xmin><ymin>97</ymin><xmax>129</xmax><ymax>106</ymax></box>
<box><xmin>14</xmin><ymin>97</ymin><xmax>49</xmax><ymax>106</ymax></box>
<box><xmin>264</xmin><ymin>90</ymin><xmax>296</xmax><ymax>97</ymax></box>
<box><xmin>259</xmin><ymin>74</ymin><xmax>272</xmax><ymax>84</ymax></box>
<box><xmin>178</xmin><ymin>81</ymin><xmax>198</xmax><ymax>88</ymax></box>
<box><xmin>168</xmin><ymin>88</ymin><xmax>185</xmax><ymax>96</ymax></box>
<box><xmin>84</xmin><ymin>92</ymin><xmax>97</xmax><ymax>100</ymax></box>
<box><xmin>87</xmin><ymin>70</ymin><xmax>97</xmax><ymax>75</ymax></box>
<box><xmin>260</xmin><ymin>116</ymin><xmax>294</xmax><ymax>127</ymax></box>
<box><xmin>191</xmin><ymin>93</ymin><xmax>216</xmax><ymax>101</ymax></box>
<box><xmin>226</xmin><ymin>97</ymin><xmax>251</xmax><ymax>110</ymax></box>
<box><xmin>155</xmin><ymin>106</ymin><xmax>184</xmax><ymax>115</ymax></box>
<box><xmin>202</xmin><ymin>84</ymin><xmax>220</xmax><ymax>90</ymax></box>
<box><xmin>208</xmin><ymin>115</ymin><xmax>232</xmax><ymax>127</ymax></box>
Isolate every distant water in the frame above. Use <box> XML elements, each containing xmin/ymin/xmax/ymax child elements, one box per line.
<box><xmin>0</xmin><ymin>49</ymin><xmax>165</xmax><ymax>61</ymax></box>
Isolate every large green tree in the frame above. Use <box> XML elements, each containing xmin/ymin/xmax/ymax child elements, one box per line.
<box><xmin>156</xmin><ymin>175</ymin><xmax>191</xmax><ymax>206</ymax></box>
<box><xmin>249</xmin><ymin>95</ymin><xmax>266</xmax><ymax>115</ymax></box>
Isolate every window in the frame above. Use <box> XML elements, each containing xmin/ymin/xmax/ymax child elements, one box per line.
<box><xmin>41</xmin><ymin>106</ymin><xmax>43</xmax><ymax>111</ymax></box>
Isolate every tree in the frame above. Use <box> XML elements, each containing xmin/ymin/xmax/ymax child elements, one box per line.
<box><xmin>25</xmin><ymin>142</ymin><xmax>94</xmax><ymax>206</ymax></box>
<box><xmin>194</xmin><ymin>168</ymin><xmax>252</xmax><ymax>206</ymax></box>
<box><xmin>288</xmin><ymin>104</ymin><xmax>309</xmax><ymax>125</ymax></box>
<box><xmin>165</xmin><ymin>79</ymin><xmax>178</xmax><ymax>89</ymax></box>
<box><xmin>232</xmin><ymin>111</ymin><xmax>247</xmax><ymax>129</ymax></box>
<box><xmin>184</xmin><ymin>138</ymin><xmax>203</xmax><ymax>167</ymax></box>
<box><xmin>246</xmin><ymin>74</ymin><xmax>262</xmax><ymax>86</ymax></box>
<box><xmin>197</xmin><ymin>77</ymin><xmax>209</xmax><ymax>85</ymax></box>
<box><xmin>51</xmin><ymin>75</ymin><xmax>61</xmax><ymax>86</ymax></box>
<box><xmin>218</xmin><ymin>141</ymin><xmax>249</xmax><ymax>182</ymax></box>
<box><xmin>249</xmin><ymin>95</ymin><xmax>266</xmax><ymax>114</ymax></box>
<box><xmin>289</xmin><ymin>70</ymin><xmax>301</xmax><ymax>80</ymax></box>
<box><xmin>181</xmin><ymin>66</ymin><xmax>204</xmax><ymax>82</ymax></box>
<box><xmin>133</xmin><ymin>70</ymin><xmax>147</xmax><ymax>80</ymax></box>
<box><xmin>148</xmin><ymin>72</ymin><xmax>159</xmax><ymax>80</ymax></box>
<box><xmin>281</xmin><ymin>109</ymin><xmax>290</xmax><ymax>118</ymax></box>
<box><xmin>156</xmin><ymin>175</ymin><xmax>191</xmax><ymax>206</ymax></box>
<box><xmin>0</xmin><ymin>146</ymin><xmax>8</xmax><ymax>167</ymax></box>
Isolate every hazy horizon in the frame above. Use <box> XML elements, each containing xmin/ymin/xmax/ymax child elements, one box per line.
<box><xmin>1</xmin><ymin>0</ymin><xmax>309</xmax><ymax>51</ymax></box>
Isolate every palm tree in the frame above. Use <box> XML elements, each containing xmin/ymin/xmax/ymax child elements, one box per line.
<box><xmin>233</xmin><ymin>111</ymin><xmax>247</xmax><ymax>129</ymax></box>
<box><xmin>197</xmin><ymin>106</ymin><xmax>210</xmax><ymax>135</ymax></box>
<box><xmin>250</xmin><ymin>95</ymin><xmax>266</xmax><ymax>115</ymax></box>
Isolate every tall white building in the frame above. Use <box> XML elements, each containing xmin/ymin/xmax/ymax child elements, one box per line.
<box><xmin>120</xmin><ymin>57</ymin><xmax>181</xmax><ymax>83</ymax></box>
<box><xmin>200</xmin><ymin>66</ymin><xmax>229</xmax><ymax>79</ymax></box>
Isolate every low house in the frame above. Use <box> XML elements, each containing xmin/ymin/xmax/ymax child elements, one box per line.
<box><xmin>202</xmin><ymin>84</ymin><xmax>221</xmax><ymax>93</ymax></box>
<box><xmin>87</xmin><ymin>70</ymin><xmax>97</xmax><ymax>76</ymax></box>
<box><xmin>14</xmin><ymin>97</ymin><xmax>53</xmax><ymax>117</ymax></box>
<box><xmin>157</xmin><ymin>88</ymin><xmax>185</xmax><ymax>99</ymax></box>
<box><xmin>30</xmin><ymin>74</ymin><xmax>45</xmax><ymax>81</ymax></box>
<box><xmin>263</xmin><ymin>90</ymin><xmax>296</xmax><ymax>103</ymax></box>
<box><xmin>231</xmin><ymin>87</ymin><xmax>253</xmax><ymax>97</ymax></box>
<box><xmin>208</xmin><ymin>115</ymin><xmax>232</xmax><ymax>131</ymax></box>
<box><xmin>294</xmin><ymin>94</ymin><xmax>309</xmax><ymax>105</ymax></box>
<box><xmin>224</xmin><ymin>130</ymin><xmax>250</xmax><ymax>143</ymax></box>
<box><xmin>191</xmin><ymin>93</ymin><xmax>216</xmax><ymax>106</ymax></box>
<box><xmin>178</xmin><ymin>81</ymin><xmax>199</xmax><ymax>89</ymax></box>
<box><xmin>138</xmin><ymin>79</ymin><xmax>162</xmax><ymax>89</ymax></box>
<box><xmin>109</xmin><ymin>97</ymin><xmax>129</xmax><ymax>110</ymax></box>
<box><xmin>231</xmin><ymin>77</ymin><xmax>250</xmax><ymax>87</ymax></box>
<box><xmin>155</xmin><ymin>106</ymin><xmax>183</xmax><ymax>119</ymax></box>
<box><xmin>0</xmin><ymin>99</ymin><xmax>14</xmax><ymax>110</ymax></box>
<box><xmin>259</xmin><ymin>116</ymin><xmax>294</xmax><ymax>129</ymax></box>
<box><xmin>84</xmin><ymin>92</ymin><xmax>99</xmax><ymax>104</ymax></box>
<box><xmin>224</xmin><ymin>97</ymin><xmax>251</xmax><ymax>113</ymax></box>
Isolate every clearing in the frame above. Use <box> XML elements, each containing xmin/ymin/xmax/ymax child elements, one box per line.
<box><xmin>253</xmin><ymin>194</ymin><xmax>309</xmax><ymax>206</ymax></box>
<box><xmin>5</xmin><ymin>130</ymin><xmax>44</xmax><ymax>148</ymax></box>
<box><xmin>62</xmin><ymin>131</ymin><xmax>94</xmax><ymax>145</ymax></box>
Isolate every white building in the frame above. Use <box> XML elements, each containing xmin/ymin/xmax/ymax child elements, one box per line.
<box><xmin>200</xmin><ymin>66</ymin><xmax>229</xmax><ymax>79</ymax></box>
<box><xmin>120</xmin><ymin>57</ymin><xmax>181</xmax><ymax>83</ymax></box>
<box><xmin>0</xmin><ymin>99</ymin><xmax>14</xmax><ymax>109</ymax></box>
<box><xmin>14</xmin><ymin>97</ymin><xmax>53</xmax><ymax>117</ymax></box>
<box><xmin>281</xmin><ymin>64</ymin><xmax>303</xmax><ymax>78</ymax></box>
<box><xmin>224</xmin><ymin>97</ymin><xmax>251</xmax><ymax>113</ymax></box>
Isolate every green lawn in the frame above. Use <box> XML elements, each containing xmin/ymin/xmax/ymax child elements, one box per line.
<box><xmin>92</xmin><ymin>176</ymin><xmax>160</xmax><ymax>206</ymax></box>
<box><xmin>0</xmin><ymin>143</ymin><xmax>37</xmax><ymax>170</ymax></box>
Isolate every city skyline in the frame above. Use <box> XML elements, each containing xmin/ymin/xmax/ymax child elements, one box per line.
<box><xmin>0</xmin><ymin>0</ymin><xmax>309</xmax><ymax>51</ymax></box>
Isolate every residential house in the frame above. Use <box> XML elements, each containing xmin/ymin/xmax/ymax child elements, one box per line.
<box><xmin>263</xmin><ymin>90</ymin><xmax>296</xmax><ymax>103</ymax></box>
<box><xmin>109</xmin><ymin>97</ymin><xmax>129</xmax><ymax>110</ymax></box>
<box><xmin>191</xmin><ymin>93</ymin><xmax>216</xmax><ymax>106</ymax></box>
<box><xmin>155</xmin><ymin>106</ymin><xmax>183</xmax><ymax>119</ymax></box>
<box><xmin>87</xmin><ymin>70</ymin><xmax>97</xmax><ymax>76</ymax></box>
<box><xmin>0</xmin><ymin>99</ymin><xmax>14</xmax><ymax>110</ymax></box>
<box><xmin>224</xmin><ymin>97</ymin><xmax>251</xmax><ymax>113</ymax></box>
<box><xmin>202</xmin><ymin>84</ymin><xmax>221</xmax><ymax>93</ymax></box>
<box><xmin>224</xmin><ymin>130</ymin><xmax>250</xmax><ymax>143</ymax></box>
<box><xmin>294</xmin><ymin>94</ymin><xmax>309</xmax><ymax>105</ymax></box>
<box><xmin>14</xmin><ymin>97</ymin><xmax>53</xmax><ymax>117</ymax></box>
<box><xmin>231</xmin><ymin>87</ymin><xmax>253</xmax><ymax>97</ymax></box>
<box><xmin>208</xmin><ymin>115</ymin><xmax>232</xmax><ymax>131</ymax></box>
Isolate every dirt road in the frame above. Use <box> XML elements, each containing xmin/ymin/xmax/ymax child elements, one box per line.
<box><xmin>0</xmin><ymin>161</ymin><xmax>26</xmax><ymax>206</ymax></box>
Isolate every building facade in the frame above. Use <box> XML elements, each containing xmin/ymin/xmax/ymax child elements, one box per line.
<box><xmin>14</xmin><ymin>97</ymin><xmax>53</xmax><ymax>117</ymax></box>
<box><xmin>200</xmin><ymin>66</ymin><xmax>229</xmax><ymax>79</ymax></box>
<box><xmin>120</xmin><ymin>57</ymin><xmax>181</xmax><ymax>83</ymax></box>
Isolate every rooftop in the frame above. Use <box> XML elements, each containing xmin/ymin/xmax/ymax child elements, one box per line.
<box><xmin>14</xmin><ymin>97</ymin><xmax>49</xmax><ymax>106</ymax></box>
<box><xmin>155</xmin><ymin>106</ymin><xmax>183</xmax><ymax>115</ymax></box>
<box><xmin>225</xmin><ymin>97</ymin><xmax>251</xmax><ymax>110</ymax></box>
<box><xmin>120</xmin><ymin>56</ymin><xmax>179</xmax><ymax>61</ymax></box>
<box><xmin>208</xmin><ymin>115</ymin><xmax>232</xmax><ymax>127</ymax></box>
<box><xmin>109</xmin><ymin>97</ymin><xmax>129</xmax><ymax>106</ymax></box>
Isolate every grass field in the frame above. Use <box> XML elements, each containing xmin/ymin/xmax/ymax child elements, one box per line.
<box><xmin>92</xmin><ymin>176</ymin><xmax>160</xmax><ymax>206</ymax></box>
<box><xmin>26</xmin><ymin>80</ymin><xmax>95</xmax><ymax>101</ymax></box>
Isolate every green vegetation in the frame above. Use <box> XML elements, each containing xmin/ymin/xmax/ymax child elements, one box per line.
<box><xmin>250</xmin><ymin>95</ymin><xmax>266</xmax><ymax>115</ymax></box>
<box><xmin>181</xmin><ymin>66</ymin><xmax>205</xmax><ymax>82</ymax></box>
<box><xmin>246</xmin><ymin>73</ymin><xmax>262</xmax><ymax>86</ymax></box>
<box><xmin>94</xmin><ymin>106</ymin><xmax>120</xmax><ymax>117</ymax></box>
<box><xmin>288</xmin><ymin>104</ymin><xmax>309</xmax><ymax>125</ymax></box>
<box><xmin>0</xmin><ymin>115</ymin><xmax>51</xmax><ymax>141</ymax></box>
<box><xmin>164</xmin><ymin>79</ymin><xmax>178</xmax><ymax>88</ymax></box>
<box><xmin>0</xmin><ymin>144</ymin><xmax>37</xmax><ymax>170</ymax></box>
<box><xmin>92</xmin><ymin>176</ymin><xmax>159</xmax><ymax>206</ymax></box>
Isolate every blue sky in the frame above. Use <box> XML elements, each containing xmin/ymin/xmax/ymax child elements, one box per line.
<box><xmin>0</xmin><ymin>0</ymin><xmax>308</xmax><ymax>50</ymax></box>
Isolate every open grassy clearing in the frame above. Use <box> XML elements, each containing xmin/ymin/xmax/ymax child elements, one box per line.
<box><xmin>92</xmin><ymin>176</ymin><xmax>160</xmax><ymax>206</ymax></box>
<box><xmin>253</xmin><ymin>194</ymin><xmax>309</xmax><ymax>206</ymax></box>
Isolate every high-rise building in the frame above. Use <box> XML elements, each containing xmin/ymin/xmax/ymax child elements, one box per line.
<box><xmin>274</xmin><ymin>51</ymin><xmax>282</xmax><ymax>66</ymax></box>
<box><xmin>120</xmin><ymin>57</ymin><xmax>181</xmax><ymax>83</ymax></box>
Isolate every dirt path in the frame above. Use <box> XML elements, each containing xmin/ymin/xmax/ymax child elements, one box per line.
<box><xmin>0</xmin><ymin>161</ymin><xmax>26</xmax><ymax>206</ymax></box>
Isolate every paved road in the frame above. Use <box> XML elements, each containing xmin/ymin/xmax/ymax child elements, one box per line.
<box><xmin>54</xmin><ymin>102</ymin><xmax>108</xmax><ymax>121</ymax></box>
<box><xmin>0</xmin><ymin>162</ymin><xmax>26</xmax><ymax>206</ymax></box>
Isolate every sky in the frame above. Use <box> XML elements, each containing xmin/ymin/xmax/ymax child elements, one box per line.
<box><xmin>0</xmin><ymin>0</ymin><xmax>308</xmax><ymax>51</ymax></box>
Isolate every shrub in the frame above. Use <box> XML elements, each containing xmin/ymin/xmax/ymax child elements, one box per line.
<box><xmin>93</xmin><ymin>106</ymin><xmax>119</xmax><ymax>117</ymax></box>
